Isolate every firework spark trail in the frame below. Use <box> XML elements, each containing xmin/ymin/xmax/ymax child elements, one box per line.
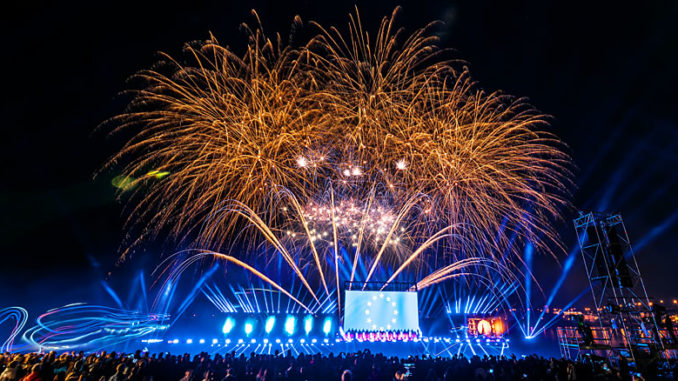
<box><xmin>348</xmin><ymin>190</ymin><xmax>377</xmax><ymax>288</ymax></box>
<box><xmin>417</xmin><ymin>257</ymin><xmax>517</xmax><ymax>290</ymax></box>
<box><xmin>106</xmin><ymin>7</ymin><xmax>573</xmax><ymax>303</ymax></box>
<box><xmin>106</xmin><ymin>6</ymin><xmax>571</xmax><ymax>260</ymax></box>
<box><xmin>330</xmin><ymin>188</ymin><xmax>342</xmax><ymax>316</ymax></box>
<box><xmin>417</xmin><ymin>262</ymin><xmax>505</xmax><ymax>290</ymax></box>
<box><xmin>231</xmin><ymin>191</ymin><xmax>517</xmax><ymax>311</ymax></box>
<box><xmin>155</xmin><ymin>250</ymin><xmax>313</xmax><ymax>313</ymax></box>
<box><xmin>363</xmin><ymin>193</ymin><xmax>426</xmax><ymax>288</ymax></box>
<box><xmin>280</xmin><ymin>189</ymin><xmax>330</xmax><ymax>297</ymax></box>
<box><xmin>153</xmin><ymin>186</ymin><xmax>516</xmax><ymax>315</ymax></box>
<box><xmin>382</xmin><ymin>224</ymin><xmax>469</xmax><ymax>288</ymax></box>
<box><xmin>202</xmin><ymin>198</ymin><xmax>324</xmax><ymax>302</ymax></box>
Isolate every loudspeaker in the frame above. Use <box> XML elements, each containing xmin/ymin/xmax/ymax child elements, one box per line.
<box><xmin>586</xmin><ymin>225</ymin><xmax>609</xmax><ymax>276</ymax></box>
<box><xmin>605</xmin><ymin>225</ymin><xmax>634</xmax><ymax>288</ymax></box>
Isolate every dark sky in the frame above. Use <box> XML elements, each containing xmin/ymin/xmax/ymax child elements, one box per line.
<box><xmin>1</xmin><ymin>0</ymin><xmax>677</xmax><ymax>309</ymax></box>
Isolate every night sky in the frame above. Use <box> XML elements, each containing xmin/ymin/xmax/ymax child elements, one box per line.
<box><xmin>2</xmin><ymin>0</ymin><xmax>677</xmax><ymax>310</ymax></box>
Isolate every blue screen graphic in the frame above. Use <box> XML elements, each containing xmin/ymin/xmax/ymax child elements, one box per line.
<box><xmin>343</xmin><ymin>290</ymin><xmax>419</xmax><ymax>331</ymax></box>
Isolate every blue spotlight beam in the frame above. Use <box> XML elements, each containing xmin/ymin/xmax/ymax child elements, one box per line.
<box><xmin>531</xmin><ymin>245</ymin><xmax>579</xmax><ymax>333</ymax></box>
<box><xmin>523</xmin><ymin>243</ymin><xmax>534</xmax><ymax>336</ymax></box>
<box><xmin>171</xmin><ymin>265</ymin><xmax>218</xmax><ymax>326</ymax></box>
<box><xmin>139</xmin><ymin>272</ymin><xmax>149</xmax><ymax>312</ymax></box>
<box><xmin>529</xmin><ymin>287</ymin><xmax>591</xmax><ymax>338</ymax></box>
<box><xmin>101</xmin><ymin>280</ymin><xmax>124</xmax><ymax>310</ymax></box>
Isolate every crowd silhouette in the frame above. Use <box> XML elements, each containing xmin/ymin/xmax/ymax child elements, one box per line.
<box><xmin>1</xmin><ymin>349</ymin><xmax>676</xmax><ymax>381</ymax></box>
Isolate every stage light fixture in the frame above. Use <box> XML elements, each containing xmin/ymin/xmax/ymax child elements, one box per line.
<box><xmin>284</xmin><ymin>315</ymin><xmax>296</xmax><ymax>335</ymax></box>
<box><xmin>265</xmin><ymin>316</ymin><xmax>276</xmax><ymax>334</ymax></box>
<box><xmin>222</xmin><ymin>317</ymin><xmax>235</xmax><ymax>334</ymax></box>
<box><xmin>303</xmin><ymin>315</ymin><xmax>313</xmax><ymax>335</ymax></box>
<box><xmin>244</xmin><ymin>322</ymin><xmax>253</xmax><ymax>336</ymax></box>
<box><xmin>322</xmin><ymin>317</ymin><xmax>332</xmax><ymax>335</ymax></box>
<box><xmin>199</xmin><ymin>339</ymin><xmax>205</xmax><ymax>344</ymax></box>
<box><xmin>212</xmin><ymin>339</ymin><xmax>218</xmax><ymax>344</ymax></box>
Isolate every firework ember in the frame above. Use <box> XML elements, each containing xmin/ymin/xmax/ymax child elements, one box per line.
<box><xmin>106</xmin><ymin>7</ymin><xmax>572</xmax><ymax>301</ymax></box>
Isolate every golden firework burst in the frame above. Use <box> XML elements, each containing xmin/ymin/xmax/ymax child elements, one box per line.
<box><xmin>104</xmin><ymin>7</ymin><xmax>573</xmax><ymax>277</ymax></box>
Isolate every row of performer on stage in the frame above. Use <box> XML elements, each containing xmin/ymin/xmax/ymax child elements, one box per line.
<box><xmin>343</xmin><ymin>329</ymin><xmax>421</xmax><ymax>342</ymax></box>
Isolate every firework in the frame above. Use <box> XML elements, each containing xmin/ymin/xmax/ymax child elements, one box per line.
<box><xmin>106</xmin><ymin>7</ymin><xmax>572</xmax><ymax>294</ymax></box>
<box><xmin>156</xmin><ymin>188</ymin><xmax>507</xmax><ymax>317</ymax></box>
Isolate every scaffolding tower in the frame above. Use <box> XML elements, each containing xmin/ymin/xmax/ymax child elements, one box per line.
<box><xmin>561</xmin><ymin>212</ymin><xmax>666</xmax><ymax>362</ymax></box>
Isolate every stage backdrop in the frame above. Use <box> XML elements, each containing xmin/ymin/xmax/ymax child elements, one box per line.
<box><xmin>344</xmin><ymin>290</ymin><xmax>419</xmax><ymax>331</ymax></box>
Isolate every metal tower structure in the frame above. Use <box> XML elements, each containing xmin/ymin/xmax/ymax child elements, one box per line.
<box><xmin>571</xmin><ymin>211</ymin><xmax>665</xmax><ymax>361</ymax></box>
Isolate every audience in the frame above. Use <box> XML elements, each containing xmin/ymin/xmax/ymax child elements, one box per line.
<box><xmin>0</xmin><ymin>348</ymin><xmax>676</xmax><ymax>381</ymax></box>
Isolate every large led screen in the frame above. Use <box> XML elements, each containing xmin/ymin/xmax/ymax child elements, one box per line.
<box><xmin>343</xmin><ymin>290</ymin><xmax>419</xmax><ymax>331</ymax></box>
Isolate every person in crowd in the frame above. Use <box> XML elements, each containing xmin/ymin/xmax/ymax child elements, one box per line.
<box><xmin>0</xmin><ymin>349</ymin><xmax>674</xmax><ymax>380</ymax></box>
<box><xmin>340</xmin><ymin>369</ymin><xmax>352</xmax><ymax>381</ymax></box>
<box><xmin>108</xmin><ymin>364</ymin><xmax>126</xmax><ymax>381</ymax></box>
<box><xmin>21</xmin><ymin>364</ymin><xmax>42</xmax><ymax>381</ymax></box>
<box><xmin>0</xmin><ymin>360</ymin><xmax>20</xmax><ymax>381</ymax></box>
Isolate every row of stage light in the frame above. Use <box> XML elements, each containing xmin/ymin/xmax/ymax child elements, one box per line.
<box><xmin>144</xmin><ymin>336</ymin><xmax>508</xmax><ymax>347</ymax></box>
<box><xmin>147</xmin><ymin>337</ymin><xmax>338</xmax><ymax>346</ymax></box>
<box><xmin>221</xmin><ymin>314</ymin><xmax>335</xmax><ymax>338</ymax></box>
